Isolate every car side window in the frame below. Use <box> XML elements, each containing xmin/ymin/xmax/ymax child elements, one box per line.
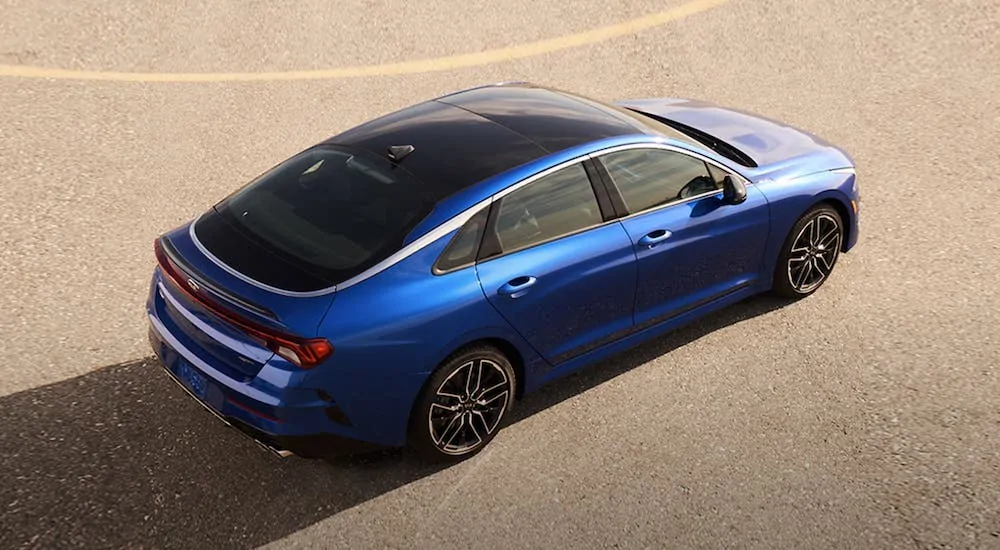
<box><xmin>492</xmin><ymin>163</ymin><xmax>603</xmax><ymax>253</ymax></box>
<box><xmin>599</xmin><ymin>149</ymin><xmax>720</xmax><ymax>214</ymax></box>
<box><xmin>434</xmin><ymin>207</ymin><xmax>489</xmax><ymax>273</ymax></box>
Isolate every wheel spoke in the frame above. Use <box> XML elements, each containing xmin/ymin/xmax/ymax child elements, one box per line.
<box><xmin>465</xmin><ymin>360</ymin><xmax>482</xmax><ymax>397</ymax></box>
<box><xmin>465</xmin><ymin>413</ymin><xmax>484</xmax><ymax>444</ymax></box>
<box><xmin>816</xmin><ymin>250</ymin><xmax>835</xmax><ymax>272</ymax></box>
<box><xmin>795</xmin><ymin>260</ymin><xmax>813</xmax><ymax>288</ymax></box>
<box><xmin>435</xmin><ymin>414</ymin><xmax>463</xmax><ymax>446</ymax></box>
<box><xmin>811</xmin><ymin>258</ymin><xmax>826</xmax><ymax>282</ymax></box>
<box><xmin>478</xmin><ymin>389</ymin><xmax>509</xmax><ymax>409</ymax></box>
<box><xmin>818</xmin><ymin>227</ymin><xmax>839</xmax><ymax>249</ymax></box>
<box><xmin>431</xmin><ymin>402</ymin><xmax>460</xmax><ymax>414</ymax></box>
<box><xmin>809</xmin><ymin>220</ymin><xmax>820</xmax><ymax>246</ymax></box>
<box><xmin>472</xmin><ymin>409</ymin><xmax>501</xmax><ymax>436</ymax></box>
<box><xmin>788</xmin><ymin>253</ymin><xmax>810</xmax><ymax>264</ymax></box>
<box><xmin>477</xmin><ymin>380</ymin><xmax>508</xmax><ymax>401</ymax></box>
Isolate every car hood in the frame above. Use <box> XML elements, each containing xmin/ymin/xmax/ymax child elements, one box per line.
<box><xmin>616</xmin><ymin>97</ymin><xmax>854</xmax><ymax>178</ymax></box>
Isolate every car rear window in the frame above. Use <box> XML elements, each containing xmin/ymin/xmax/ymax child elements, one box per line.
<box><xmin>194</xmin><ymin>145</ymin><xmax>434</xmax><ymax>293</ymax></box>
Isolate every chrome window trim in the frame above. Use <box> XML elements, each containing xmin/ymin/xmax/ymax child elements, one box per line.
<box><xmin>618</xmin><ymin>187</ymin><xmax>728</xmax><ymax>221</ymax></box>
<box><xmin>477</xmin><ymin>216</ymin><xmax>624</xmax><ymax>265</ymax></box>
<box><xmin>336</xmin><ymin>204</ymin><xmax>490</xmax><ymax>290</ymax></box>
<box><xmin>189</xmin><ymin>202</ymin><xmax>492</xmax><ymax>296</ymax></box>
<box><xmin>488</xmin><ymin>154</ymin><xmax>596</xmax><ymax>203</ymax></box>
<box><xmin>189</xmin><ymin>140</ymin><xmax>743</xmax><ymax>296</ymax></box>
<box><xmin>587</xmin><ymin>141</ymin><xmax>752</xmax><ymax>184</ymax></box>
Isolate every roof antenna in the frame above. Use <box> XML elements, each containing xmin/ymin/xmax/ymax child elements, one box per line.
<box><xmin>386</xmin><ymin>145</ymin><xmax>415</xmax><ymax>163</ymax></box>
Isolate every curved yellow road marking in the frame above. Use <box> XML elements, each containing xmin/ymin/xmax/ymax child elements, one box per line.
<box><xmin>0</xmin><ymin>0</ymin><xmax>727</xmax><ymax>82</ymax></box>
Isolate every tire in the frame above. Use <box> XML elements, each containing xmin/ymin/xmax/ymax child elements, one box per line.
<box><xmin>407</xmin><ymin>345</ymin><xmax>516</xmax><ymax>462</ymax></box>
<box><xmin>771</xmin><ymin>204</ymin><xmax>844</xmax><ymax>299</ymax></box>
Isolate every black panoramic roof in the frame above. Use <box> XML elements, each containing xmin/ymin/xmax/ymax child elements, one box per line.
<box><xmin>436</xmin><ymin>84</ymin><xmax>650</xmax><ymax>151</ymax></box>
<box><xmin>325</xmin><ymin>83</ymin><xmax>649</xmax><ymax>198</ymax></box>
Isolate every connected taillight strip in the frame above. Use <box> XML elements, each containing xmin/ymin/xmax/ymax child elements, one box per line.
<box><xmin>154</xmin><ymin>237</ymin><xmax>333</xmax><ymax>368</ymax></box>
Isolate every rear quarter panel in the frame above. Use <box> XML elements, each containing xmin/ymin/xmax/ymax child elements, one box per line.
<box><xmin>309</xmin><ymin>230</ymin><xmax>545</xmax><ymax>447</ymax></box>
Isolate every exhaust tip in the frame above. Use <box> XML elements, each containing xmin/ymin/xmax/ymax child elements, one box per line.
<box><xmin>242</xmin><ymin>428</ymin><xmax>295</xmax><ymax>458</ymax></box>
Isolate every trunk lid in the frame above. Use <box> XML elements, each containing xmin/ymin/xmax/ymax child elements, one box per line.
<box><xmin>153</xmin><ymin>222</ymin><xmax>335</xmax><ymax>379</ymax></box>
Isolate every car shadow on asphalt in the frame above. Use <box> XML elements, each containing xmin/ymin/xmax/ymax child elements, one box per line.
<box><xmin>0</xmin><ymin>294</ymin><xmax>788</xmax><ymax>550</ymax></box>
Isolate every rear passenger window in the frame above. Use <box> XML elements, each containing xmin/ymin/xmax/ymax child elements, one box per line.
<box><xmin>493</xmin><ymin>163</ymin><xmax>603</xmax><ymax>253</ymax></box>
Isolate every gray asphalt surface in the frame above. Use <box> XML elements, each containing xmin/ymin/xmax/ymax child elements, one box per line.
<box><xmin>1</xmin><ymin>0</ymin><xmax>999</xmax><ymax>548</ymax></box>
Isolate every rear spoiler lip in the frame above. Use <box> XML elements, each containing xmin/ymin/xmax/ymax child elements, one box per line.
<box><xmin>159</xmin><ymin>235</ymin><xmax>278</xmax><ymax>322</ymax></box>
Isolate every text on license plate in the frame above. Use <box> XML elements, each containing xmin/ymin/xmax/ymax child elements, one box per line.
<box><xmin>177</xmin><ymin>361</ymin><xmax>207</xmax><ymax>399</ymax></box>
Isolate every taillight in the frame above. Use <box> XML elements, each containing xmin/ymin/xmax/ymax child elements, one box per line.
<box><xmin>153</xmin><ymin>237</ymin><xmax>333</xmax><ymax>368</ymax></box>
<box><xmin>269</xmin><ymin>338</ymin><xmax>333</xmax><ymax>368</ymax></box>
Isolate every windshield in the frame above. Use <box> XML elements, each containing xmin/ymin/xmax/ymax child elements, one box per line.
<box><xmin>602</xmin><ymin>104</ymin><xmax>703</xmax><ymax>148</ymax></box>
<box><xmin>195</xmin><ymin>145</ymin><xmax>434</xmax><ymax>292</ymax></box>
<box><xmin>621</xmin><ymin>108</ymin><xmax>758</xmax><ymax>167</ymax></box>
<box><xmin>559</xmin><ymin>91</ymin><xmax>704</xmax><ymax>148</ymax></box>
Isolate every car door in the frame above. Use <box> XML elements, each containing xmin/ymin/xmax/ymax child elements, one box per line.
<box><xmin>593</xmin><ymin>145</ymin><xmax>770</xmax><ymax>329</ymax></box>
<box><xmin>475</xmin><ymin>160</ymin><xmax>638</xmax><ymax>365</ymax></box>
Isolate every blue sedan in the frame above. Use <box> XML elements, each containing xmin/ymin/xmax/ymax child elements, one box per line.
<box><xmin>147</xmin><ymin>82</ymin><xmax>860</xmax><ymax>461</ymax></box>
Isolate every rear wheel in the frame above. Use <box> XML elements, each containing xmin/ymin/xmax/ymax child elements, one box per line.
<box><xmin>408</xmin><ymin>345</ymin><xmax>516</xmax><ymax>462</ymax></box>
<box><xmin>772</xmin><ymin>205</ymin><xmax>844</xmax><ymax>298</ymax></box>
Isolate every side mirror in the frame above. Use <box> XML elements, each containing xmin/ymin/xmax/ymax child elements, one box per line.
<box><xmin>722</xmin><ymin>175</ymin><xmax>748</xmax><ymax>204</ymax></box>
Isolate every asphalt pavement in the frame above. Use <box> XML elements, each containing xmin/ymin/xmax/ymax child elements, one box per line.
<box><xmin>1</xmin><ymin>0</ymin><xmax>999</xmax><ymax>548</ymax></box>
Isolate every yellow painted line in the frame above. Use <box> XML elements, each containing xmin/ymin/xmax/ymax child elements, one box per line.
<box><xmin>0</xmin><ymin>0</ymin><xmax>728</xmax><ymax>83</ymax></box>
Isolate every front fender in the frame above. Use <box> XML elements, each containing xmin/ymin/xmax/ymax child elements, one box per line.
<box><xmin>756</xmin><ymin>170</ymin><xmax>859</xmax><ymax>284</ymax></box>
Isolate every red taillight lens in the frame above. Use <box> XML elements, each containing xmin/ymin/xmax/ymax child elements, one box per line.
<box><xmin>153</xmin><ymin>237</ymin><xmax>333</xmax><ymax>368</ymax></box>
<box><xmin>271</xmin><ymin>338</ymin><xmax>333</xmax><ymax>368</ymax></box>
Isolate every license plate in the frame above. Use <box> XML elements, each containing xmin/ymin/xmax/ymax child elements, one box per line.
<box><xmin>176</xmin><ymin>361</ymin><xmax>207</xmax><ymax>399</ymax></box>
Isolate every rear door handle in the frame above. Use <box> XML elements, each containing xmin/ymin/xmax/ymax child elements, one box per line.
<box><xmin>637</xmin><ymin>229</ymin><xmax>672</xmax><ymax>248</ymax></box>
<box><xmin>498</xmin><ymin>276</ymin><xmax>537</xmax><ymax>298</ymax></box>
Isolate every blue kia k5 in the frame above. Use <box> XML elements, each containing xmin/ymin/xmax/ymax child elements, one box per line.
<box><xmin>147</xmin><ymin>82</ymin><xmax>860</xmax><ymax>462</ymax></box>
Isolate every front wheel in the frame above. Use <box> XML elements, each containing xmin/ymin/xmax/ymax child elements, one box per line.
<box><xmin>408</xmin><ymin>345</ymin><xmax>516</xmax><ymax>462</ymax></box>
<box><xmin>771</xmin><ymin>205</ymin><xmax>844</xmax><ymax>298</ymax></box>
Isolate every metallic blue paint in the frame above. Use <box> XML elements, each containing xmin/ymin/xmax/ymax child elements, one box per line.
<box><xmin>618</xmin><ymin>185</ymin><xmax>771</xmax><ymax>329</ymax></box>
<box><xmin>475</xmin><ymin>221</ymin><xmax>638</xmax><ymax>366</ymax></box>
<box><xmin>146</xmin><ymin>84</ymin><xmax>860</xmax><ymax>456</ymax></box>
<box><xmin>615</xmin><ymin>97</ymin><xmax>855</xmax><ymax>174</ymax></box>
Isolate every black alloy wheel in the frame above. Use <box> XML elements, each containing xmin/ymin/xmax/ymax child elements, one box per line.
<box><xmin>408</xmin><ymin>345</ymin><xmax>516</xmax><ymax>462</ymax></box>
<box><xmin>773</xmin><ymin>204</ymin><xmax>844</xmax><ymax>298</ymax></box>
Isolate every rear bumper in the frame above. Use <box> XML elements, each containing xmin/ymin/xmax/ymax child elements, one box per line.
<box><xmin>153</xmin><ymin>351</ymin><xmax>293</xmax><ymax>457</ymax></box>
<box><xmin>224</xmin><ymin>408</ymin><xmax>387</xmax><ymax>458</ymax></box>
<box><xmin>148</xmin><ymin>316</ymin><xmax>388</xmax><ymax>459</ymax></box>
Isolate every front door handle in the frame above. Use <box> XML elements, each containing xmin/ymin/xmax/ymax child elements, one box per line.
<box><xmin>498</xmin><ymin>276</ymin><xmax>537</xmax><ymax>298</ymax></box>
<box><xmin>637</xmin><ymin>229</ymin><xmax>672</xmax><ymax>248</ymax></box>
